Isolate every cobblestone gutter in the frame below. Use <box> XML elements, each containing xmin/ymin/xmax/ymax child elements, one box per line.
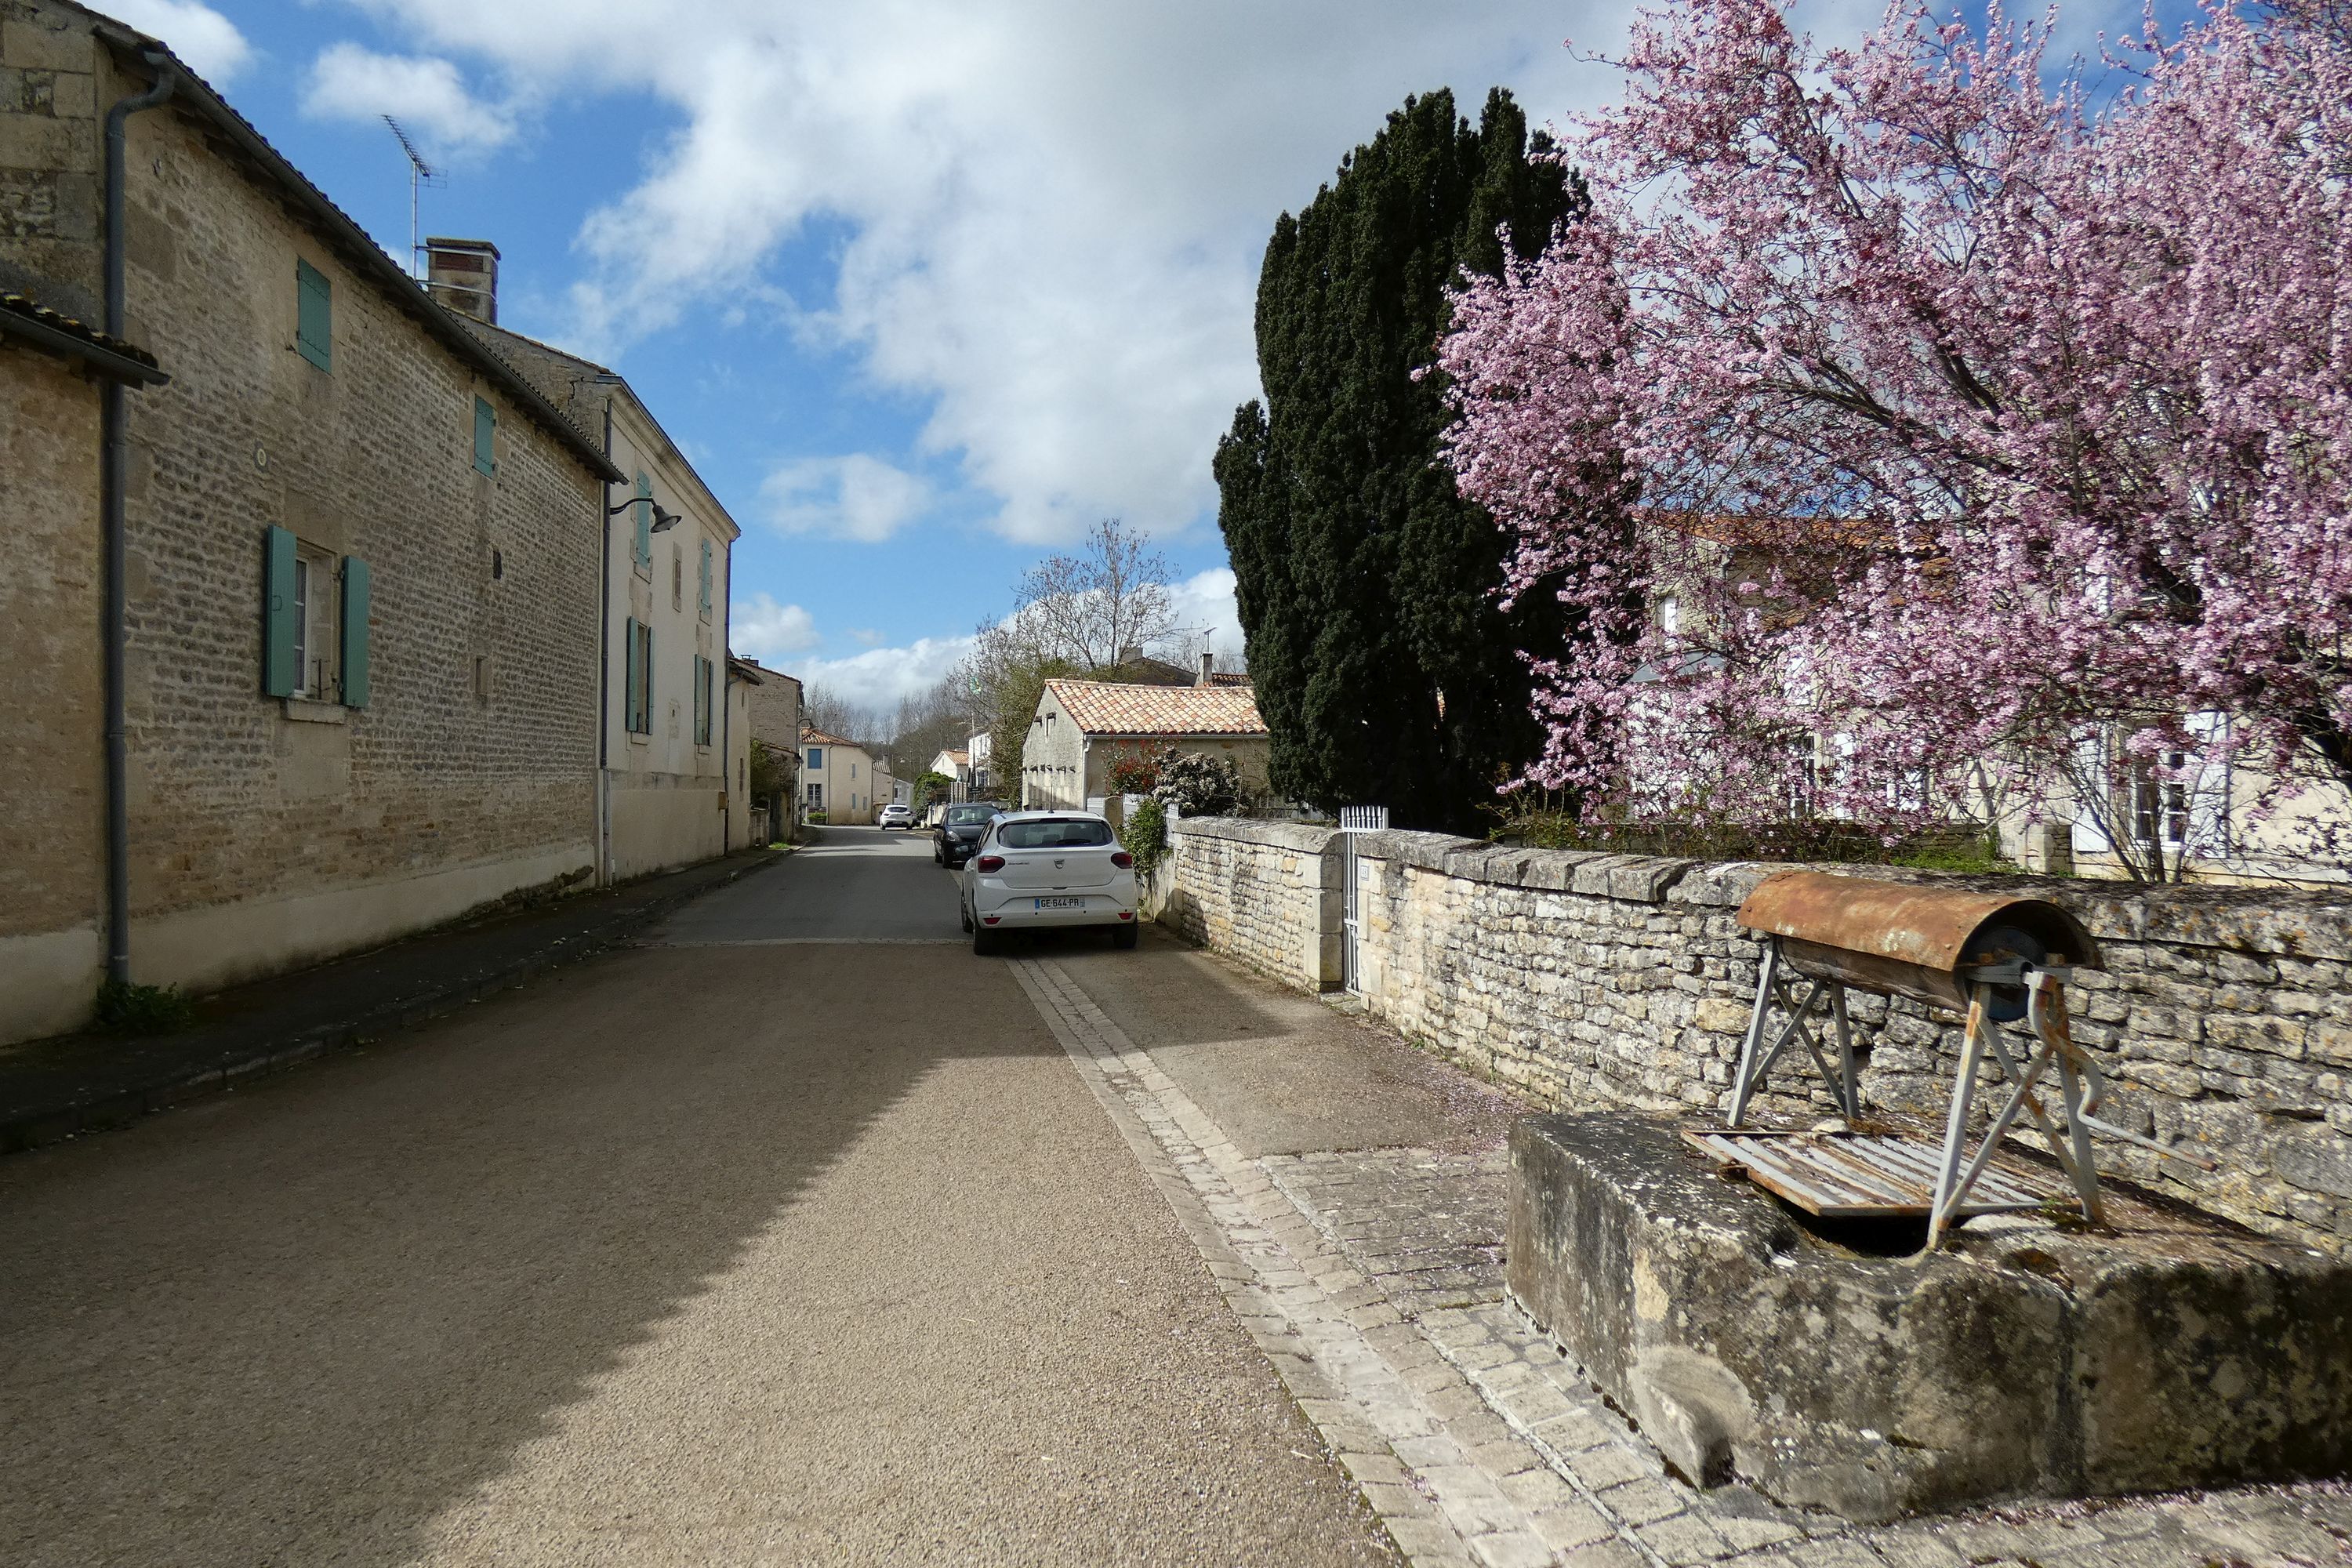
<box><xmin>1165</xmin><ymin>817</ymin><xmax>2352</xmax><ymax>1257</ymax></box>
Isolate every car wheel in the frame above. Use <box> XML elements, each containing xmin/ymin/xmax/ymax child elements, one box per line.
<box><xmin>972</xmin><ymin>924</ymin><xmax>1000</xmax><ymax>956</ymax></box>
<box><xmin>1112</xmin><ymin>924</ymin><xmax>1139</xmax><ymax>950</ymax></box>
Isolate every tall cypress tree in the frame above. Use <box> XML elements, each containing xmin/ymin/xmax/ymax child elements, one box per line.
<box><xmin>1216</xmin><ymin>88</ymin><xmax>1582</xmax><ymax>832</ymax></box>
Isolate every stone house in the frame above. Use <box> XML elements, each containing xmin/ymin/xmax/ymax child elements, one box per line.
<box><xmin>0</xmin><ymin>291</ymin><xmax>166</xmax><ymax>1040</ymax></box>
<box><xmin>0</xmin><ymin>4</ymin><xmax>627</xmax><ymax>1043</ymax></box>
<box><xmin>1019</xmin><ymin>680</ymin><xmax>1270</xmax><ymax>812</ymax></box>
<box><xmin>448</xmin><ymin>296</ymin><xmax>750</xmax><ymax>880</ymax></box>
<box><xmin>735</xmin><ymin>656</ymin><xmax>803</xmax><ymax>836</ymax></box>
<box><xmin>800</xmin><ymin>728</ymin><xmax>880</xmax><ymax>825</ymax></box>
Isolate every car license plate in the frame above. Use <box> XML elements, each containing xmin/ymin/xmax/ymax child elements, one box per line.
<box><xmin>1034</xmin><ymin>896</ymin><xmax>1084</xmax><ymax>911</ymax></box>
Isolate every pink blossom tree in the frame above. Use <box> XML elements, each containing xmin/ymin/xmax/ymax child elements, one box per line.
<box><xmin>1439</xmin><ymin>0</ymin><xmax>2352</xmax><ymax>877</ymax></box>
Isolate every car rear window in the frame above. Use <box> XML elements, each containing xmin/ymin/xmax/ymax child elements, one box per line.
<box><xmin>996</xmin><ymin>818</ymin><xmax>1114</xmax><ymax>848</ymax></box>
<box><xmin>946</xmin><ymin>804</ymin><xmax>998</xmax><ymax>824</ymax></box>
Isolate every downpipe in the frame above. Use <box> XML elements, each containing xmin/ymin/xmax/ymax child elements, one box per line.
<box><xmin>100</xmin><ymin>50</ymin><xmax>176</xmax><ymax>985</ymax></box>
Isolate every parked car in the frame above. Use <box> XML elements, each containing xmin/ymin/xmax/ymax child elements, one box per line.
<box><xmin>933</xmin><ymin>800</ymin><xmax>1006</xmax><ymax>867</ymax></box>
<box><xmin>877</xmin><ymin>803</ymin><xmax>916</xmax><ymax>830</ymax></box>
<box><xmin>960</xmin><ymin>811</ymin><xmax>1138</xmax><ymax>954</ymax></box>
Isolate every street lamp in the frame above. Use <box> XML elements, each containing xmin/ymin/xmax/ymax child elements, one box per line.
<box><xmin>608</xmin><ymin>495</ymin><xmax>684</xmax><ymax>532</ymax></box>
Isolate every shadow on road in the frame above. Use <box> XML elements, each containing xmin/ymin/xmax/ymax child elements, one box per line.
<box><xmin>0</xmin><ymin>943</ymin><xmax>1054</xmax><ymax>1566</ymax></box>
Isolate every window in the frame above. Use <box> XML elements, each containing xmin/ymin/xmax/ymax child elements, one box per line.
<box><xmin>807</xmin><ymin>746</ymin><xmax>822</xmax><ymax>769</ymax></box>
<box><xmin>632</xmin><ymin>472</ymin><xmax>653</xmax><ymax>572</ymax></box>
<box><xmin>474</xmin><ymin>397</ymin><xmax>496</xmax><ymax>476</ymax></box>
<box><xmin>291</xmin><ymin>555</ymin><xmax>310</xmax><ymax>691</ymax></box>
<box><xmin>806</xmin><ymin>782</ymin><xmax>823</xmax><ymax>808</ymax></box>
<box><xmin>672</xmin><ymin>544</ymin><xmax>684</xmax><ymax>612</ymax></box>
<box><xmin>693</xmin><ymin>655</ymin><xmax>713</xmax><ymax>746</ymax></box>
<box><xmin>262</xmin><ymin>525</ymin><xmax>368</xmax><ymax>706</ymax></box>
<box><xmin>296</xmin><ymin>258</ymin><xmax>331</xmax><ymax>370</ymax></box>
<box><xmin>998</xmin><ymin>818</ymin><xmax>1115</xmax><ymax>848</ymax></box>
<box><xmin>698</xmin><ymin>539</ymin><xmax>713</xmax><ymax>620</ymax></box>
<box><xmin>850</xmin><ymin>761</ymin><xmax>858</xmax><ymax>779</ymax></box>
<box><xmin>2132</xmin><ymin>753</ymin><xmax>2190</xmax><ymax>847</ymax></box>
<box><xmin>1657</xmin><ymin>595</ymin><xmax>1682</xmax><ymax>637</ymax></box>
<box><xmin>624</xmin><ymin>617</ymin><xmax>652</xmax><ymax>735</ymax></box>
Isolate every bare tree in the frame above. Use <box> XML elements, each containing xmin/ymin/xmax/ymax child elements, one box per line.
<box><xmin>800</xmin><ymin>683</ymin><xmax>882</xmax><ymax>744</ymax></box>
<box><xmin>1011</xmin><ymin>518</ymin><xmax>1179</xmax><ymax>670</ymax></box>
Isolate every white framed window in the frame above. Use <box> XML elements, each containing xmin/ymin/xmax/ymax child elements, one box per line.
<box><xmin>289</xmin><ymin>543</ymin><xmax>339</xmax><ymax>699</ymax></box>
<box><xmin>806</xmin><ymin>782</ymin><xmax>823</xmax><ymax>807</ymax></box>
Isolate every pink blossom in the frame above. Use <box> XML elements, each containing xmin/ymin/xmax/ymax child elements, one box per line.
<box><xmin>1439</xmin><ymin>0</ymin><xmax>2352</xmax><ymax>868</ymax></box>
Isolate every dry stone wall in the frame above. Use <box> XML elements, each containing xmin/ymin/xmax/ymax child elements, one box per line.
<box><xmin>1166</xmin><ymin>817</ymin><xmax>2352</xmax><ymax>1255</ymax></box>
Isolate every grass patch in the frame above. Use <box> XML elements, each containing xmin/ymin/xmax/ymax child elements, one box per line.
<box><xmin>94</xmin><ymin>978</ymin><xmax>197</xmax><ymax>1035</ymax></box>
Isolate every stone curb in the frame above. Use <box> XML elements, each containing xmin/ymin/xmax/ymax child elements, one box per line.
<box><xmin>0</xmin><ymin>854</ymin><xmax>784</xmax><ymax>1157</ymax></box>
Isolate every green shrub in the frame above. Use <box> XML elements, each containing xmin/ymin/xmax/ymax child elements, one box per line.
<box><xmin>94</xmin><ymin>978</ymin><xmax>196</xmax><ymax>1035</ymax></box>
<box><xmin>1122</xmin><ymin>796</ymin><xmax>1170</xmax><ymax>875</ymax></box>
<box><xmin>1154</xmin><ymin>750</ymin><xmax>1245</xmax><ymax>816</ymax></box>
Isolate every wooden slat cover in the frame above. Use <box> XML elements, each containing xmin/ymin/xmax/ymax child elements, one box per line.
<box><xmin>1682</xmin><ymin>1131</ymin><xmax>2072</xmax><ymax>1218</ymax></box>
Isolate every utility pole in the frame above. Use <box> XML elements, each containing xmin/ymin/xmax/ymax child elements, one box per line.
<box><xmin>383</xmin><ymin>116</ymin><xmax>438</xmax><ymax>281</ymax></box>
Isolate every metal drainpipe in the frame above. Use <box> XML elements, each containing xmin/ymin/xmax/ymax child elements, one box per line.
<box><xmin>719</xmin><ymin>539</ymin><xmax>733</xmax><ymax>851</ymax></box>
<box><xmin>597</xmin><ymin>392</ymin><xmax>615</xmax><ymax>885</ymax></box>
<box><xmin>100</xmin><ymin>52</ymin><xmax>176</xmax><ymax>986</ymax></box>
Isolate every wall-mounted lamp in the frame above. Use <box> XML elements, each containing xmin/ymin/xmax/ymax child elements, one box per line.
<box><xmin>607</xmin><ymin>495</ymin><xmax>683</xmax><ymax>532</ymax></box>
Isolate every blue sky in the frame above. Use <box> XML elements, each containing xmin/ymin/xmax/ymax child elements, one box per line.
<box><xmin>107</xmin><ymin>0</ymin><xmax>2159</xmax><ymax>709</ymax></box>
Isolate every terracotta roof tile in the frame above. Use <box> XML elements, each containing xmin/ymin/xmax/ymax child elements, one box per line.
<box><xmin>1045</xmin><ymin>679</ymin><xmax>1266</xmax><ymax>737</ymax></box>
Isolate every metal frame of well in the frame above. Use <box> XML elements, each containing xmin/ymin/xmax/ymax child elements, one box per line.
<box><xmin>1699</xmin><ymin>870</ymin><xmax>2212</xmax><ymax>1247</ymax></box>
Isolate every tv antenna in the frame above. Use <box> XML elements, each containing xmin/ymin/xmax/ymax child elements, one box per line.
<box><xmin>383</xmin><ymin>116</ymin><xmax>441</xmax><ymax>281</ymax></box>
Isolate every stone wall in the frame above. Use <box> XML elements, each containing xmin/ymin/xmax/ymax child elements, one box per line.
<box><xmin>1160</xmin><ymin>818</ymin><xmax>1340</xmax><ymax>993</ymax></box>
<box><xmin>0</xmin><ymin>337</ymin><xmax>103</xmax><ymax>1039</ymax></box>
<box><xmin>1</xmin><ymin>5</ymin><xmax>608</xmax><ymax>1035</ymax></box>
<box><xmin>1165</xmin><ymin>817</ymin><xmax>2352</xmax><ymax>1254</ymax></box>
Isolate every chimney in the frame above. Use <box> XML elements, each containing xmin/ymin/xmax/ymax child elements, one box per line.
<box><xmin>426</xmin><ymin>237</ymin><xmax>500</xmax><ymax>324</ymax></box>
<box><xmin>1197</xmin><ymin>651</ymin><xmax>1215</xmax><ymax>686</ymax></box>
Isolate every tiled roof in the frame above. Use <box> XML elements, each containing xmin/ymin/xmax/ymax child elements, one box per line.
<box><xmin>72</xmin><ymin>7</ymin><xmax>623</xmax><ymax>482</ymax></box>
<box><xmin>1045</xmin><ymin>679</ymin><xmax>1267</xmax><ymax>738</ymax></box>
<box><xmin>800</xmin><ymin>728</ymin><xmax>859</xmax><ymax>747</ymax></box>
<box><xmin>0</xmin><ymin>292</ymin><xmax>164</xmax><ymax>382</ymax></box>
<box><xmin>1203</xmin><ymin>670</ymin><xmax>1254</xmax><ymax>688</ymax></box>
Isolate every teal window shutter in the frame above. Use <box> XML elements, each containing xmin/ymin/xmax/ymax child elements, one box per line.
<box><xmin>624</xmin><ymin>617</ymin><xmax>643</xmax><ymax>732</ymax></box>
<box><xmin>698</xmin><ymin>539</ymin><xmax>713</xmax><ymax>616</ymax></box>
<box><xmin>262</xmin><ymin>524</ymin><xmax>299</xmax><ymax>695</ymax></box>
<box><xmin>473</xmin><ymin>397</ymin><xmax>496</xmax><ymax>475</ymax></box>
<box><xmin>339</xmin><ymin>557</ymin><xmax>371</xmax><ymax>707</ymax></box>
<box><xmin>296</xmin><ymin>260</ymin><xmax>332</xmax><ymax>371</ymax></box>
<box><xmin>633</xmin><ymin>473</ymin><xmax>652</xmax><ymax>567</ymax></box>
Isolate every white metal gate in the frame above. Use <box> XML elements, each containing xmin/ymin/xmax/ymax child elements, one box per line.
<box><xmin>1337</xmin><ymin>805</ymin><xmax>1388</xmax><ymax>993</ymax></box>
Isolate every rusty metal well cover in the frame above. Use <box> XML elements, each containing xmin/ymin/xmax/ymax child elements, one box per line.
<box><xmin>1736</xmin><ymin>869</ymin><xmax>2100</xmax><ymax>977</ymax></box>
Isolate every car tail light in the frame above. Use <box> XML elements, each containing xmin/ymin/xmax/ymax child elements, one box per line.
<box><xmin>975</xmin><ymin>855</ymin><xmax>1004</xmax><ymax>873</ymax></box>
<box><xmin>1111</xmin><ymin>851</ymin><xmax>1133</xmax><ymax>869</ymax></box>
<box><xmin>1119</xmin><ymin>910</ymin><xmax>1134</xmax><ymax>920</ymax></box>
<box><xmin>982</xmin><ymin>916</ymin><xmax>1001</xmax><ymax>924</ymax></box>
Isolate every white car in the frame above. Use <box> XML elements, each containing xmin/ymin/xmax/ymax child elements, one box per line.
<box><xmin>877</xmin><ymin>803</ymin><xmax>915</xmax><ymax>829</ymax></box>
<box><xmin>960</xmin><ymin>811</ymin><xmax>1139</xmax><ymax>953</ymax></box>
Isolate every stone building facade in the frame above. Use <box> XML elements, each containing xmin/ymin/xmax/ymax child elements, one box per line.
<box><xmin>459</xmin><ymin>314</ymin><xmax>745</xmax><ymax>881</ymax></box>
<box><xmin>0</xmin><ymin>293</ymin><xmax>165</xmax><ymax>1038</ymax></box>
<box><xmin>1162</xmin><ymin>816</ymin><xmax>2352</xmax><ymax>1257</ymax></box>
<box><xmin>0</xmin><ymin>3</ymin><xmax>625</xmax><ymax>1042</ymax></box>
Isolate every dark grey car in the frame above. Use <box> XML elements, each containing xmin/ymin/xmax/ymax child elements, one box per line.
<box><xmin>934</xmin><ymin>801</ymin><xmax>1006</xmax><ymax>866</ymax></box>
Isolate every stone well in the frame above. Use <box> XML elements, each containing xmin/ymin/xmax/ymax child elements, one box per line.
<box><xmin>1508</xmin><ymin>1113</ymin><xmax>2352</xmax><ymax>1523</ymax></box>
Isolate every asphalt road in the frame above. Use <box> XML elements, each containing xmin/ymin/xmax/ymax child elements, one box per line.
<box><xmin>0</xmin><ymin>827</ymin><xmax>1394</xmax><ymax>1567</ymax></box>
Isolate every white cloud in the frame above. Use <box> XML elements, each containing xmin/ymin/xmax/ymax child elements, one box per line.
<box><xmin>301</xmin><ymin>42</ymin><xmax>517</xmax><ymax>157</ymax></box>
<box><xmin>730</xmin><ymin>593</ymin><xmax>819</xmax><ymax>659</ymax></box>
<box><xmin>1166</xmin><ymin>568</ymin><xmax>1245</xmax><ymax>665</ymax></box>
<box><xmin>325</xmin><ymin>0</ymin><xmax>1624</xmax><ymax>546</ymax></box>
<box><xmin>781</xmin><ymin>634</ymin><xmax>978</xmax><ymax>713</ymax></box>
<box><xmin>760</xmin><ymin>453</ymin><xmax>933</xmax><ymax>543</ymax></box>
<box><xmin>104</xmin><ymin>0</ymin><xmax>250</xmax><ymax>82</ymax></box>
